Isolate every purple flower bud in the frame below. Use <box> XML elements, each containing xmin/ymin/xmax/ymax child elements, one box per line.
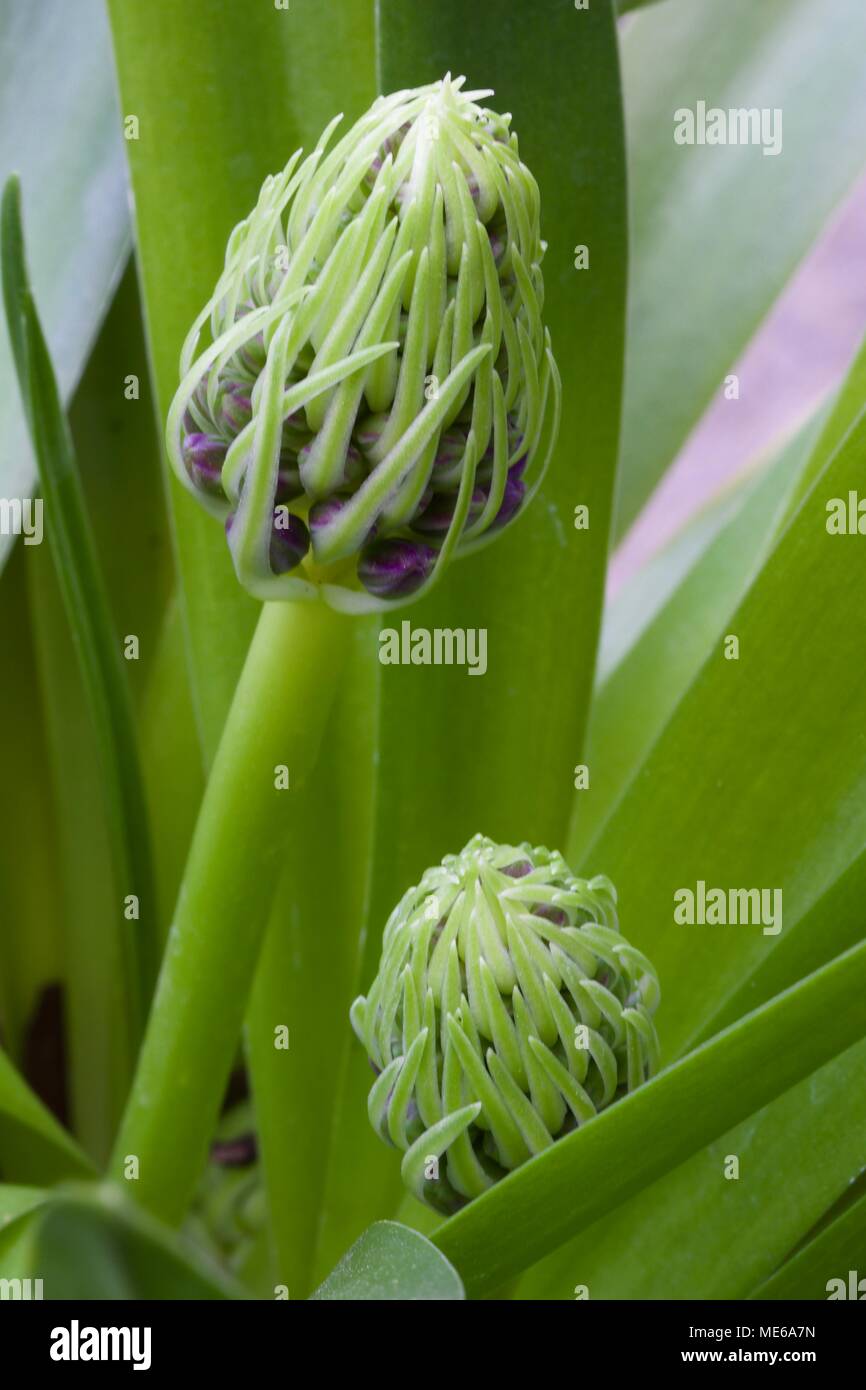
<box><xmin>220</xmin><ymin>381</ymin><xmax>252</xmax><ymax>434</ymax></box>
<box><xmin>501</xmin><ymin>859</ymin><xmax>533</xmax><ymax>879</ymax></box>
<box><xmin>432</xmin><ymin>426</ymin><xmax>469</xmax><ymax>477</ymax></box>
<box><xmin>531</xmin><ymin>902</ymin><xmax>569</xmax><ymax>927</ymax></box>
<box><xmin>182</xmin><ymin>433</ymin><xmax>227</xmax><ymax>497</ymax></box>
<box><xmin>412</xmin><ymin>487</ymin><xmax>485</xmax><ymax>536</ymax></box>
<box><xmin>490</xmin><ymin>473</ymin><xmax>525</xmax><ymax>530</ymax></box>
<box><xmin>309</xmin><ymin>495</ymin><xmax>348</xmax><ymax>533</ymax></box>
<box><xmin>509</xmin><ymin>454</ymin><xmax>528</xmax><ymax>482</ymax></box>
<box><xmin>269</xmin><ymin>509</ymin><xmax>310</xmax><ymax>575</ymax></box>
<box><xmin>358</xmin><ymin>538</ymin><xmax>437</xmax><ymax>599</ymax></box>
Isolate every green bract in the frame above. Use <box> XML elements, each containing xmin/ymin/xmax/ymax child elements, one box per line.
<box><xmin>351</xmin><ymin>835</ymin><xmax>661</xmax><ymax>1213</ymax></box>
<box><xmin>166</xmin><ymin>76</ymin><xmax>560</xmax><ymax>611</ymax></box>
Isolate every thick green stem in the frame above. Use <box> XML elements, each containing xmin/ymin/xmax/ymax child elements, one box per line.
<box><xmin>110</xmin><ymin>598</ymin><xmax>349</xmax><ymax>1220</ymax></box>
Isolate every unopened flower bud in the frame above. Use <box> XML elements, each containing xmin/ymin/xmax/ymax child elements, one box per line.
<box><xmin>167</xmin><ymin>76</ymin><xmax>560</xmax><ymax>609</ymax></box>
<box><xmin>351</xmin><ymin>835</ymin><xmax>660</xmax><ymax>1213</ymax></box>
<box><xmin>357</xmin><ymin>538</ymin><xmax>437</xmax><ymax>599</ymax></box>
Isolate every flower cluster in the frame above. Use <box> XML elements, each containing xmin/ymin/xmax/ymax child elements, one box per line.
<box><xmin>351</xmin><ymin>834</ymin><xmax>661</xmax><ymax>1213</ymax></box>
<box><xmin>166</xmin><ymin>76</ymin><xmax>560</xmax><ymax>611</ymax></box>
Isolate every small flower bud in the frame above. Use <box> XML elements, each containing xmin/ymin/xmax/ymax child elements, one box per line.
<box><xmin>182</xmin><ymin>433</ymin><xmax>227</xmax><ymax>497</ymax></box>
<box><xmin>269</xmin><ymin>509</ymin><xmax>310</xmax><ymax>575</ymax></box>
<box><xmin>351</xmin><ymin>835</ymin><xmax>660</xmax><ymax>1213</ymax></box>
<box><xmin>357</xmin><ymin>538</ymin><xmax>437</xmax><ymax>598</ymax></box>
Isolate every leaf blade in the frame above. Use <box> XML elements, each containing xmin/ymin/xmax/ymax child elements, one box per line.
<box><xmin>433</xmin><ymin>939</ymin><xmax>866</xmax><ymax>1297</ymax></box>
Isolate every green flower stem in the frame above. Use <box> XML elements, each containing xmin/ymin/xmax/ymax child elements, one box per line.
<box><xmin>110</xmin><ymin>598</ymin><xmax>349</xmax><ymax>1221</ymax></box>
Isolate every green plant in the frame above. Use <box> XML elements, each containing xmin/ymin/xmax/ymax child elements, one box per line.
<box><xmin>0</xmin><ymin>0</ymin><xmax>865</xmax><ymax>1303</ymax></box>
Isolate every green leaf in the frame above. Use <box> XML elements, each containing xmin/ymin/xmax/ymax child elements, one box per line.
<box><xmin>311</xmin><ymin>1221</ymin><xmax>464</xmax><ymax>1300</ymax></box>
<box><xmin>370</xmin><ymin>0</ymin><xmax>627</xmax><ymax>875</ymax></box>
<box><xmin>0</xmin><ymin>1184</ymin><xmax>46</xmax><ymax>1226</ymax></box>
<box><xmin>586</xmin><ymin>403</ymin><xmax>866</xmax><ymax>1058</ymax></box>
<box><xmin>702</xmin><ymin>842</ymin><xmax>866</xmax><ymax>1041</ymax></box>
<box><xmin>751</xmin><ymin>1189</ymin><xmax>866</xmax><ymax>1301</ymax></box>
<box><xmin>20</xmin><ymin>267</ymin><xmax>174</xmax><ymax>1155</ymax></box>
<box><xmin>0</xmin><ymin>546</ymin><xmax>63</xmax><ymax>1060</ymax></box>
<box><xmin>518</xmin><ymin>1036</ymin><xmax>866</xmax><ymax>1299</ymax></box>
<box><xmin>570</xmin><ymin>414</ymin><xmax>822</xmax><ymax>864</ymax></box>
<box><xmin>433</xmin><ymin>939</ymin><xmax>866</xmax><ymax>1297</ymax></box>
<box><xmin>596</xmin><ymin>463</ymin><xmax>756</xmax><ymax>686</ymax></box>
<box><xmin>1</xmin><ymin>179</ymin><xmax>158</xmax><ymax>1066</ymax></box>
<box><xmin>617</xmin><ymin>0</ymin><xmax>866</xmax><ymax>537</ymax></box>
<box><xmin>0</xmin><ymin>1047</ymin><xmax>93</xmax><ymax>1186</ymax></box>
<box><xmin>0</xmin><ymin>0</ymin><xmax>129</xmax><ymax>575</ymax></box>
<box><xmin>0</xmin><ymin>1184</ymin><xmax>245</xmax><ymax>1300</ymax></box>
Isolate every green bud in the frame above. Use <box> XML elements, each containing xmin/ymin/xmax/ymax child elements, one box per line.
<box><xmin>351</xmin><ymin>834</ymin><xmax>661</xmax><ymax>1214</ymax></box>
<box><xmin>166</xmin><ymin>75</ymin><xmax>560</xmax><ymax>611</ymax></box>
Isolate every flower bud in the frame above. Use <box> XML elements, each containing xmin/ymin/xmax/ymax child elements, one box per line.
<box><xmin>351</xmin><ymin>834</ymin><xmax>660</xmax><ymax>1213</ymax></box>
<box><xmin>166</xmin><ymin>75</ymin><xmax>560</xmax><ymax>610</ymax></box>
<box><xmin>182</xmin><ymin>433</ymin><xmax>228</xmax><ymax>498</ymax></box>
<box><xmin>357</xmin><ymin>537</ymin><xmax>437</xmax><ymax>599</ymax></box>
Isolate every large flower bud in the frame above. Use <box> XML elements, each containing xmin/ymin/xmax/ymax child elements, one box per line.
<box><xmin>166</xmin><ymin>76</ymin><xmax>560</xmax><ymax>611</ymax></box>
<box><xmin>351</xmin><ymin>835</ymin><xmax>660</xmax><ymax>1214</ymax></box>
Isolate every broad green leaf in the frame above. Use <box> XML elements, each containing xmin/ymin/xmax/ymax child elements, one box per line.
<box><xmin>519</xmin><ymin>1037</ymin><xmax>866</xmax><ymax>1299</ymax></box>
<box><xmin>616</xmin><ymin>0</ymin><xmax>866</xmax><ymax>537</ymax></box>
<box><xmin>570</xmin><ymin>414</ymin><xmax>822</xmax><ymax>864</ymax></box>
<box><xmin>703</xmin><ymin>842</ymin><xmax>866</xmax><ymax>1041</ymax></box>
<box><xmin>597</xmin><ymin>463</ymin><xmax>756</xmax><ymax>686</ymax></box>
<box><xmin>107</xmin><ymin>0</ymin><xmax>376</xmax><ymax>760</ymax></box>
<box><xmin>0</xmin><ymin>0</ymin><xmax>129</xmax><ymax>574</ymax></box>
<box><xmin>369</xmin><ymin>0</ymin><xmax>627</xmax><ymax>888</ymax></box>
<box><xmin>311</xmin><ymin>1221</ymin><xmax>464</xmax><ymax>1301</ymax></box>
<box><xmin>0</xmin><ymin>1047</ymin><xmax>93</xmax><ymax>1186</ymax></box>
<box><xmin>751</xmin><ymin>1190</ymin><xmax>866</xmax><ymax>1301</ymax></box>
<box><xmin>0</xmin><ymin>1184</ymin><xmax>244</xmax><ymax>1300</ymax></box>
<box><xmin>2</xmin><ymin>181</ymin><xmax>159</xmax><ymax>1077</ymax></box>
<box><xmin>434</xmin><ymin>940</ymin><xmax>866</xmax><ymax>1297</ymax></box>
<box><xmin>315</xmin><ymin>0</ymin><xmax>630</xmax><ymax>1271</ymax></box>
<box><xmin>587</xmin><ymin>403</ymin><xmax>866</xmax><ymax>1058</ymax></box>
